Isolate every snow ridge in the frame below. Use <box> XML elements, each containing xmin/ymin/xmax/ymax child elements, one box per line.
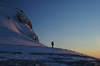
<box><xmin>0</xmin><ymin>3</ymin><xmax>41</xmax><ymax>46</ymax></box>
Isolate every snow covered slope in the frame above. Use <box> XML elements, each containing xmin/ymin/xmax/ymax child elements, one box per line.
<box><xmin>0</xmin><ymin>44</ymin><xmax>100</xmax><ymax>66</ymax></box>
<box><xmin>0</xmin><ymin>3</ymin><xmax>44</xmax><ymax>46</ymax></box>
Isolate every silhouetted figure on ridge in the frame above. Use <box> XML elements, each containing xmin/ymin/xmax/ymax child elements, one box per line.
<box><xmin>51</xmin><ymin>41</ymin><xmax>54</xmax><ymax>48</ymax></box>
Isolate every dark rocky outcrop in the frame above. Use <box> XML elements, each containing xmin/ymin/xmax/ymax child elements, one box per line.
<box><xmin>16</xmin><ymin>8</ymin><xmax>39</xmax><ymax>42</ymax></box>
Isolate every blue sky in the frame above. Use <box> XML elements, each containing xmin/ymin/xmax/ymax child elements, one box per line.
<box><xmin>1</xmin><ymin>0</ymin><xmax>100</xmax><ymax>58</ymax></box>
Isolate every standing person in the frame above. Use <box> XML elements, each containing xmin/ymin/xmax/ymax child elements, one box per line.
<box><xmin>51</xmin><ymin>41</ymin><xmax>54</xmax><ymax>48</ymax></box>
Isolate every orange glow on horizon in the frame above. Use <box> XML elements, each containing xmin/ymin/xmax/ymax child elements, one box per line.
<box><xmin>81</xmin><ymin>51</ymin><xmax>100</xmax><ymax>58</ymax></box>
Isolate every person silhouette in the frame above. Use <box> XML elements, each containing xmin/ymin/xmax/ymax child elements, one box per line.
<box><xmin>51</xmin><ymin>41</ymin><xmax>54</xmax><ymax>48</ymax></box>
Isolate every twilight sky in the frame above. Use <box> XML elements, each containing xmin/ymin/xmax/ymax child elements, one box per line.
<box><xmin>1</xmin><ymin>0</ymin><xmax>100</xmax><ymax>58</ymax></box>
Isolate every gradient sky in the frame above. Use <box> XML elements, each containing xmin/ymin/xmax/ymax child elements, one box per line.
<box><xmin>1</xmin><ymin>0</ymin><xmax>100</xmax><ymax>58</ymax></box>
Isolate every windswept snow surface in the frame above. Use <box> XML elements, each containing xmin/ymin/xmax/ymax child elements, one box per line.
<box><xmin>0</xmin><ymin>44</ymin><xmax>100</xmax><ymax>66</ymax></box>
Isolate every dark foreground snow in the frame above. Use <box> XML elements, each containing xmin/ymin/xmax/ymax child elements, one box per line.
<box><xmin>0</xmin><ymin>44</ymin><xmax>100</xmax><ymax>66</ymax></box>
